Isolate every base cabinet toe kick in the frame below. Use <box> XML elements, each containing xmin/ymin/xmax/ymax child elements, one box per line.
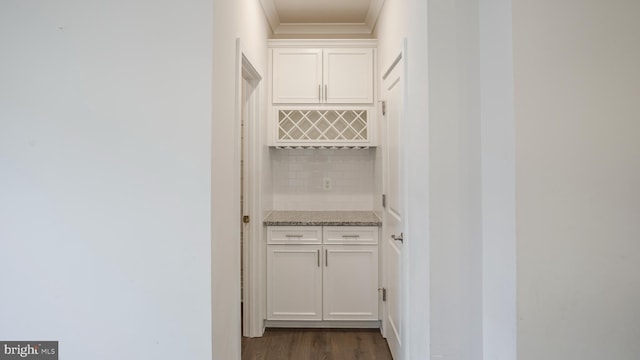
<box><xmin>266</xmin><ymin>225</ymin><xmax>380</xmax><ymax>327</ymax></box>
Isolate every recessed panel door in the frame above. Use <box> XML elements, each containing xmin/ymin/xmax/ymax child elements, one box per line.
<box><xmin>382</xmin><ymin>51</ymin><xmax>405</xmax><ymax>360</ymax></box>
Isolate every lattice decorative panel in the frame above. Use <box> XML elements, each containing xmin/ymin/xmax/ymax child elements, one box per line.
<box><xmin>278</xmin><ymin>110</ymin><xmax>368</xmax><ymax>142</ymax></box>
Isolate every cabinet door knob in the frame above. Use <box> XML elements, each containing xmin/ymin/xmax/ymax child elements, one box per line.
<box><xmin>391</xmin><ymin>233</ymin><xmax>404</xmax><ymax>243</ymax></box>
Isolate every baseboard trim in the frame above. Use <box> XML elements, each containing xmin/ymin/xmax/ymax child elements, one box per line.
<box><xmin>264</xmin><ymin>320</ymin><xmax>381</xmax><ymax>329</ymax></box>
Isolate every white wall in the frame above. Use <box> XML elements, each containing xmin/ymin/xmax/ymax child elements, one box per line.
<box><xmin>479</xmin><ymin>0</ymin><xmax>517</xmax><ymax>359</ymax></box>
<box><xmin>376</xmin><ymin>0</ymin><xmax>517</xmax><ymax>359</ymax></box>
<box><xmin>245</xmin><ymin>2</ymin><xmax>274</xmax><ymax>218</ymax></box>
<box><xmin>0</xmin><ymin>1</ymin><xmax>213</xmax><ymax>359</ymax></box>
<box><xmin>211</xmin><ymin>0</ymin><xmax>271</xmax><ymax>358</ymax></box>
<box><xmin>427</xmin><ymin>0</ymin><xmax>484</xmax><ymax>358</ymax></box>
<box><xmin>375</xmin><ymin>0</ymin><xmax>432</xmax><ymax>357</ymax></box>
<box><xmin>211</xmin><ymin>1</ymin><xmax>240</xmax><ymax>358</ymax></box>
<box><xmin>374</xmin><ymin>0</ymin><xmax>408</xmax><ymax>80</ymax></box>
<box><xmin>403</xmin><ymin>1</ymin><xmax>432</xmax><ymax>357</ymax></box>
<box><xmin>514</xmin><ymin>1</ymin><xmax>640</xmax><ymax>359</ymax></box>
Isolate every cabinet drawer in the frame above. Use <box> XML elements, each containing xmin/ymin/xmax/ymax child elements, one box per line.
<box><xmin>323</xmin><ymin>226</ymin><xmax>379</xmax><ymax>244</ymax></box>
<box><xmin>268</xmin><ymin>226</ymin><xmax>322</xmax><ymax>244</ymax></box>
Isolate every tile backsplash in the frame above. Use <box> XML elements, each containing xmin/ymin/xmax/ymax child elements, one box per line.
<box><xmin>272</xmin><ymin>148</ymin><xmax>375</xmax><ymax>210</ymax></box>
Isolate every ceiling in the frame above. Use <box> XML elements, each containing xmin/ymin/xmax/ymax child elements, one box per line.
<box><xmin>260</xmin><ymin>0</ymin><xmax>385</xmax><ymax>36</ymax></box>
<box><xmin>274</xmin><ymin>0</ymin><xmax>370</xmax><ymax>23</ymax></box>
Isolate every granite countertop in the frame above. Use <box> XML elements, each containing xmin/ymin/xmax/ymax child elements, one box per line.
<box><xmin>264</xmin><ymin>210</ymin><xmax>382</xmax><ymax>226</ymax></box>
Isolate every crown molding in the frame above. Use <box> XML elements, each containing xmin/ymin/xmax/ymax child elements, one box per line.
<box><xmin>364</xmin><ymin>0</ymin><xmax>385</xmax><ymax>31</ymax></box>
<box><xmin>259</xmin><ymin>0</ymin><xmax>281</xmax><ymax>33</ymax></box>
<box><xmin>268</xmin><ymin>39</ymin><xmax>377</xmax><ymax>48</ymax></box>
<box><xmin>275</xmin><ymin>23</ymin><xmax>372</xmax><ymax>35</ymax></box>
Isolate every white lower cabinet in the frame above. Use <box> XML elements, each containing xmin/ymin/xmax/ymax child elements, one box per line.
<box><xmin>323</xmin><ymin>245</ymin><xmax>379</xmax><ymax>320</ymax></box>
<box><xmin>266</xmin><ymin>226</ymin><xmax>379</xmax><ymax>323</ymax></box>
<box><xmin>267</xmin><ymin>245</ymin><xmax>322</xmax><ymax>321</ymax></box>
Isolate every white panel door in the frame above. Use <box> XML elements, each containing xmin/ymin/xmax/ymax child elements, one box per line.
<box><xmin>324</xmin><ymin>48</ymin><xmax>374</xmax><ymax>103</ymax></box>
<box><xmin>266</xmin><ymin>245</ymin><xmax>322</xmax><ymax>320</ymax></box>
<box><xmin>272</xmin><ymin>48</ymin><xmax>322</xmax><ymax>103</ymax></box>
<box><xmin>382</xmin><ymin>52</ymin><xmax>405</xmax><ymax>359</ymax></box>
<box><xmin>323</xmin><ymin>245</ymin><xmax>379</xmax><ymax>321</ymax></box>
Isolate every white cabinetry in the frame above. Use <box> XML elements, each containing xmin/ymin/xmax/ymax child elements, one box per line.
<box><xmin>272</xmin><ymin>48</ymin><xmax>373</xmax><ymax>104</ymax></box>
<box><xmin>268</xmin><ymin>40</ymin><xmax>377</xmax><ymax>147</ymax></box>
<box><xmin>272</xmin><ymin>48</ymin><xmax>323</xmax><ymax>104</ymax></box>
<box><xmin>267</xmin><ymin>226</ymin><xmax>322</xmax><ymax>244</ymax></box>
<box><xmin>266</xmin><ymin>226</ymin><xmax>322</xmax><ymax>321</ymax></box>
<box><xmin>266</xmin><ymin>225</ymin><xmax>379</xmax><ymax>324</ymax></box>
<box><xmin>267</xmin><ymin>245</ymin><xmax>322</xmax><ymax>321</ymax></box>
<box><xmin>323</xmin><ymin>244</ymin><xmax>379</xmax><ymax>321</ymax></box>
<box><xmin>323</xmin><ymin>48</ymin><xmax>374</xmax><ymax>104</ymax></box>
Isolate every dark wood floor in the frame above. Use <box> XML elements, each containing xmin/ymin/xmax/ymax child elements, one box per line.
<box><xmin>242</xmin><ymin>328</ymin><xmax>393</xmax><ymax>360</ymax></box>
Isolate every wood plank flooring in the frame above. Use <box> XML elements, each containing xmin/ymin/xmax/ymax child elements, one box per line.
<box><xmin>242</xmin><ymin>328</ymin><xmax>393</xmax><ymax>360</ymax></box>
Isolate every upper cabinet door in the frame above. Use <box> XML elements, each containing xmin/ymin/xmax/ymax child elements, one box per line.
<box><xmin>272</xmin><ymin>48</ymin><xmax>323</xmax><ymax>104</ymax></box>
<box><xmin>324</xmin><ymin>48</ymin><xmax>374</xmax><ymax>104</ymax></box>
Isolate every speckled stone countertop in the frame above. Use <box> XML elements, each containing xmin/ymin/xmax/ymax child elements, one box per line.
<box><xmin>264</xmin><ymin>211</ymin><xmax>382</xmax><ymax>226</ymax></box>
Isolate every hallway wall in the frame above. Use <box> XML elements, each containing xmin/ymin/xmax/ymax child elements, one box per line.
<box><xmin>0</xmin><ymin>0</ymin><xmax>214</xmax><ymax>359</ymax></box>
<box><xmin>514</xmin><ymin>0</ymin><xmax>640</xmax><ymax>359</ymax></box>
<box><xmin>376</xmin><ymin>0</ymin><xmax>517</xmax><ymax>359</ymax></box>
<box><xmin>211</xmin><ymin>0</ymin><xmax>272</xmax><ymax>358</ymax></box>
<box><xmin>375</xmin><ymin>0</ymin><xmax>432</xmax><ymax>357</ymax></box>
<box><xmin>376</xmin><ymin>0</ymin><xmax>486</xmax><ymax>357</ymax></box>
<box><xmin>427</xmin><ymin>0</ymin><xmax>484</xmax><ymax>358</ymax></box>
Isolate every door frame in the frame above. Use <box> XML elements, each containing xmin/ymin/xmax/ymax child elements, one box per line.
<box><xmin>235</xmin><ymin>39</ymin><xmax>264</xmax><ymax>338</ymax></box>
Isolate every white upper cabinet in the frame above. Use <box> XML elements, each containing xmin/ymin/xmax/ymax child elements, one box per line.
<box><xmin>323</xmin><ymin>48</ymin><xmax>373</xmax><ymax>104</ymax></box>
<box><xmin>271</xmin><ymin>43</ymin><xmax>374</xmax><ymax>105</ymax></box>
<box><xmin>268</xmin><ymin>40</ymin><xmax>377</xmax><ymax>147</ymax></box>
<box><xmin>272</xmin><ymin>48</ymin><xmax>323</xmax><ymax>104</ymax></box>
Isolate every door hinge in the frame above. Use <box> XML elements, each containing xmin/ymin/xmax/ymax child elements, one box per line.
<box><xmin>382</xmin><ymin>194</ymin><xmax>387</xmax><ymax>208</ymax></box>
<box><xmin>243</xmin><ymin>215</ymin><xmax>250</xmax><ymax>224</ymax></box>
<box><xmin>379</xmin><ymin>288</ymin><xmax>387</xmax><ymax>302</ymax></box>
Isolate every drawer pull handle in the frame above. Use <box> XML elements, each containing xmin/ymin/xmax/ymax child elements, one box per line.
<box><xmin>317</xmin><ymin>249</ymin><xmax>320</xmax><ymax>267</ymax></box>
<box><xmin>342</xmin><ymin>235</ymin><xmax>361</xmax><ymax>238</ymax></box>
<box><xmin>285</xmin><ymin>234</ymin><xmax>304</xmax><ymax>238</ymax></box>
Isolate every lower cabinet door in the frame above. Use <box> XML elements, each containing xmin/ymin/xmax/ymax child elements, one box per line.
<box><xmin>323</xmin><ymin>245</ymin><xmax>379</xmax><ymax>321</ymax></box>
<box><xmin>267</xmin><ymin>245</ymin><xmax>322</xmax><ymax>321</ymax></box>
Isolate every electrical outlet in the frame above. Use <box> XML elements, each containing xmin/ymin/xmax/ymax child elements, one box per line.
<box><xmin>322</xmin><ymin>177</ymin><xmax>332</xmax><ymax>191</ymax></box>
